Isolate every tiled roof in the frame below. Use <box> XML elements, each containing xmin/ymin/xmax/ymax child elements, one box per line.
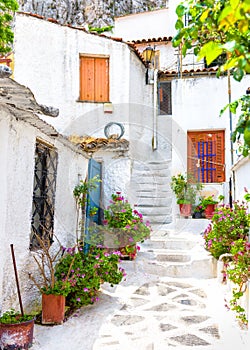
<box><xmin>128</xmin><ymin>36</ymin><xmax>172</xmax><ymax>44</ymax></box>
<box><xmin>69</xmin><ymin>135</ymin><xmax>129</xmax><ymax>153</ymax></box>
<box><xmin>159</xmin><ymin>66</ymin><xmax>219</xmax><ymax>78</ymax></box>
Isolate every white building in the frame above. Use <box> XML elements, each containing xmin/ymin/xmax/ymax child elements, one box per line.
<box><xmin>112</xmin><ymin>0</ymin><xmax>250</xmax><ymax>206</ymax></box>
<box><xmin>0</xmin><ymin>76</ymin><xmax>89</xmax><ymax>311</ymax></box>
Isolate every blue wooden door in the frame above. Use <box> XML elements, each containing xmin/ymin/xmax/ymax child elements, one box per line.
<box><xmin>84</xmin><ymin>158</ymin><xmax>102</xmax><ymax>253</ymax></box>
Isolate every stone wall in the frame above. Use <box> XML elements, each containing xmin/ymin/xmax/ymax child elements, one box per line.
<box><xmin>18</xmin><ymin>0</ymin><xmax>167</xmax><ymax>26</ymax></box>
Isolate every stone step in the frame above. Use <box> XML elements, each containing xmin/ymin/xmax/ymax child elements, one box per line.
<box><xmin>133</xmin><ymin>161</ymin><xmax>171</xmax><ymax>171</ymax></box>
<box><xmin>137</xmin><ymin>206</ymin><xmax>171</xmax><ymax>216</ymax></box>
<box><xmin>141</xmin><ymin>214</ymin><xmax>172</xmax><ymax>224</ymax></box>
<box><xmin>132</xmin><ymin>170</ymin><xmax>170</xmax><ymax>178</ymax></box>
<box><xmin>132</xmin><ymin>176</ymin><xmax>168</xmax><ymax>185</ymax></box>
<box><xmin>137</xmin><ymin>254</ymin><xmax>217</xmax><ymax>278</ymax></box>
<box><xmin>140</xmin><ymin>238</ymin><xmax>200</xmax><ymax>251</ymax></box>
<box><xmin>132</xmin><ymin>184</ymin><xmax>171</xmax><ymax>192</ymax></box>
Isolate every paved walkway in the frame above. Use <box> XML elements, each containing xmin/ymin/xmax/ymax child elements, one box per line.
<box><xmin>32</xmin><ymin>221</ymin><xmax>249</xmax><ymax>349</ymax></box>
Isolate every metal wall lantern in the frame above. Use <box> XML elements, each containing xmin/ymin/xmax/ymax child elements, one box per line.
<box><xmin>143</xmin><ymin>45</ymin><xmax>155</xmax><ymax>67</ymax></box>
<box><xmin>143</xmin><ymin>46</ymin><xmax>155</xmax><ymax>85</ymax></box>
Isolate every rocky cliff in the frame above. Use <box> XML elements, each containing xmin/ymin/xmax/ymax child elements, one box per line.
<box><xmin>18</xmin><ymin>0</ymin><xmax>167</xmax><ymax>27</ymax></box>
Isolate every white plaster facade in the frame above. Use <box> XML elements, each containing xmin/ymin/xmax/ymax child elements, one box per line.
<box><xmin>12</xmin><ymin>12</ymin><xmax>173</xmax><ymax>225</ymax></box>
<box><xmin>0</xmin><ymin>79</ymin><xmax>89</xmax><ymax>312</ymax></box>
<box><xmin>111</xmin><ymin>0</ymin><xmax>250</xmax><ymax>206</ymax></box>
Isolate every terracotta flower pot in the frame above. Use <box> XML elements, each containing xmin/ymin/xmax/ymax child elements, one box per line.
<box><xmin>179</xmin><ymin>203</ymin><xmax>192</xmax><ymax>217</ymax></box>
<box><xmin>42</xmin><ymin>294</ymin><xmax>66</xmax><ymax>325</ymax></box>
<box><xmin>205</xmin><ymin>204</ymin><xmax>215</xmax><ymax>219</ymax></box>
<box><xmin>0</xmin><ymin>318</ymin><xmax>34</xmax><ymax>349</ymax></box>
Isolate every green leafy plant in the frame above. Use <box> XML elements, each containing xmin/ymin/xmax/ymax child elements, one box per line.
<box><xmin>220</xmin><ymin>93</ymin><xmax>250</xmax><ymax>157</ymax></box>
<box><xmin>203</xmin><ymin>200</ymin><xmax>250</xmax><ymax>325</ymax></box>
<box><xmin>198</xmin><ymin>194</ymin><xmax>224</xmax><ymax>211</ymax></box>
<box><xmin>202</xmin><ymin>202</ymin><xmax>250</xmax><ymax>260</ymax></box>
<box><xmin>29</xmin><ymin>235</ymin><xmax>73</xmax><ymax>297</ymax></box>
<box><xmin>0</xmin><ymin>309</ymin><xmax>34</xmax><ymax>324</ymax></box>
<box><xmin>55</xmin><ymin>245</ymin><xmax>125</xmax><ymax>309</ymax></box>
<box><xmin>170</xmin><ymin>173</ymin><xmax>203</xmax><ymax>205</ymax></box>
<box><xmin>172</xmin><ymin>0</ymin><xmax>250</xmax><ymax>81</ymax></box>
<box><xmin>102</xmin><ymin>192</ymin><xmax>151</xmax><ymax>247</ymax></box>
<box><xmin>73</xmin><ymin>175</ymin><xmax>101</xmax><ymax>241</ymax></box>
<box><xmin>0</xmin><ymin>0</ymin><xmax>19</xmax><ymax>55</ymax></box>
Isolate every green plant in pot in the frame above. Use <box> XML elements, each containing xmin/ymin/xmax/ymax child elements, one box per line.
<box><xmin>170</xmin><ymin>173</ymin><xmax>203</xmax><ymax>217</ymax></box>
<box><xmin>29</xmin><ymin>235</ymin><xmax>73</xmax><ymax>325</ymax></box>
<box><xmin>0</xmin><ymin>309</ymin><xmax>35</xmax><ymax>349</ymax></box>
<box><xmin>199</xmin><ymin>194</ymin><xmax>224</xmax><ymax>219</ymax></box>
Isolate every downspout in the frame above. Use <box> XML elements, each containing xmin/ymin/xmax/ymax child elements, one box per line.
<box><xmin>227</xmin><ymin>69</ymin><xmax>235</xmax><ymax>206</ymax></box>
<box><xmin>153</xmin><ymin>68</ymin><xmax>158</xmax><ymax>150</ymax></box>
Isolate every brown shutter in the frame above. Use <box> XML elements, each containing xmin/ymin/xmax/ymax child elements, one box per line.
<box><xmin>215</xmin><ymin>131</ymin><xmax>225</xmax><ymax>182</ymax></box>
<box><xmin>80</xmin><ymin>57</ymin><xmax>95</xmax><ymax>101</ymax></box>
<box><xmin>187</xmin><ymin>130</ymin><xmax>225</xmax><ymax>183</ymax></box>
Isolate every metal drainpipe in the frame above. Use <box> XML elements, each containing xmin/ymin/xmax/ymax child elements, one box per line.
<box><xmin>153</xmin><ymin>68</ymin><xmax>158</xmax><ymax>151</ymax></box>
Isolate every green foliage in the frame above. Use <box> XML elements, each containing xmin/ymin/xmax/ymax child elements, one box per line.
<box><xmin>0</xmin><ymin>309</ymin><xmax>34</xmax><ymax>324</ymax></box>
<box><xmin>203</xmin><ymin>202</ymin><xmax>250</xmax><ymax>259</ymax></box>
<box><xmin>170</xmin><ymin>173</ymin><xmax>203</xmax><ymax>205</ymax></box>
<box><xmin>172</xmin><ymin>0</ymin><xmax>250</xmax><ymax>81</ymax></box>
<box><xmin>202</xmin><ymin>200</ymin><xmax>250</xmax><ymax>324</ymax></box>
<box><xmin>0</xmin><ymin>0</ymin><xmax>19</xmax><ymax>54</ymax></box>
<box><xmin>88</xmin><ymin>25</ymin><xmax>113</xmax><ymax>34</ymax></box>
<box><xmin>73</xmin><ymin>175</ymin><xmax>101</xmax><ymax>208</ymax></box>
<box><xmin>198</xmin><ymin>194</ymin><xmax>224</xmax><ymax>210</ymax></box>
<box><xmin>220</xmin><ymin>93</ymin><xmax>250</xmax><ymax>157</ymax></box>
<box><xmin>55</xmin><ymin>245</ymin><xmax>124</xmax><ymax>308</ymax></box>
<box><xmin>102</xmin><ymin>192</ymin><xmax>151</xmax><ymax>245</ymax></box>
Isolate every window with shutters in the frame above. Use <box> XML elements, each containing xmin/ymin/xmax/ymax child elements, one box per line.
<box><xmin>30</xmin><ymin>140</ymin><xmax>58</xmax><ymax>250</ymax></box>
<box><xmin>158</xmin><ymin>81</ymin><xmax>172</xmax><ymax>115</ymax></box>
<box><xmin>79</xmin><ymin>55</ymin><xmax>109</xmax><ymax>102</ymax></box>
<box><xmin>187</xmin><ymin>130</ymin><xmax>225</xmax><ymax>183</ymax></box>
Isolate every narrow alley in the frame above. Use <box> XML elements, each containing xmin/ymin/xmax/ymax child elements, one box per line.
<box><xmin>31</xmin><ymin>219</ymin><xmax>248</xmax><ymax>349</ymax></box>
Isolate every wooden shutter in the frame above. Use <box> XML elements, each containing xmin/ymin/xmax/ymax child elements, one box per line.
<box><xmin>94</xmin><ymin>57</ymin><xmax>109</xmax><ymax>102</ymax></box>
<box><xmin>80</xmin><ymin>56</ymin><xmax>109</xmax><ymax>102</ymax></box>
<box><xmin>187</xmin><ymin>131</ymin><xmax>225</xmax><ymax>183</ymax></box>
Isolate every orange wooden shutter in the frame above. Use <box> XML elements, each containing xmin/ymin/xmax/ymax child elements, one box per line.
<box><xmin>80</xmin><ymin>57</ymin><xmax>95</xmax><ymax>101</ymax></box>
<box><xmin>94</xmin><ymin>57</ymin><xmax>109</xmax><ymax>102</ymax></box>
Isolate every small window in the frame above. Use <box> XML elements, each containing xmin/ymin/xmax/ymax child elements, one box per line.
<box><xmin>187</xmin><ymin>130</ymin><xmax>225</xmax><ymax>183</ymax></box>
<box><xmin>30</xmin><ymin>140</ymin><xmax>58</xmax><ymax>249</ymax></box>
<box><xmin>158</xmin><ymin>81</ymin><xmax>172</xmax><ymax>115</ymax></box>
<box><xmin>79</xmin><ymin>55</ymin><xmax>109</xmax><ymax>102</ymax></box>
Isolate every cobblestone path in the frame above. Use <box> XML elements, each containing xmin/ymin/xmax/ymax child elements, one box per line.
<box><xmin>93</xmin><ymin>275</ymin><xmax>221</xmax><ymax>350</ymax></box>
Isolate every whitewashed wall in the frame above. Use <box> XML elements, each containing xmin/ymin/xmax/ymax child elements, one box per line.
<box><xmin>233</xmin><ymin>157</ymin><xmax>250</xmax><ymax>203</ymax></box>
<box><xmin>171</xmin><ymin>74</ymin><xmax>250</xmax><ymax>202</ymax></box>
<box><xmin>13</xmin><ymin>13</ymin><xmax>153</xmax><ymax>137</ymax></box>
<box><xmin>0</xmin><ymin>112</ymin><xmax>88</xmax><ymax>313</ymax></box>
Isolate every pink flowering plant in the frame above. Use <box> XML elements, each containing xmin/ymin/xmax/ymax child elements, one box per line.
<box><xmin>202</xmin><ymin>202</ymin><xmax>250</xmax><ymax>260</ymax></box>
<box><xmin>203</xmin><ymin>198</ymin><xmax>250</xmax><ymax>325</ymax></box>
<box><xmin>103</xmin><ymin>192</ymin><xmax>151</xmax><ymax>247</ymax></box>
<box><xmin>54</xmin><ymin>244</ymin><xmax>125</xmax><ymax>309</ymax></box>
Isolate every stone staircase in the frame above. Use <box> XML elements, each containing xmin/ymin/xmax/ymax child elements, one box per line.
<box><xmin>130</xmin><ymin>160</ymin><xmax>172</xmax><ymax>226</ymax></box>
<box><xmin>138</xmin><ymin>218</ymin><xmax>217</xmax><ymax>279</ymax></box>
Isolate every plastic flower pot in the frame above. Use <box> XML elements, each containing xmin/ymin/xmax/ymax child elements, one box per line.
<box><xmin>0</xmin><ymin>318</ymin><xmax>34</xmax><ymax>349</ymax></box>
<box><xmin>42</xmin><ymin>294</ymin><xmax>66</xmax><ymax>325</ymax></box>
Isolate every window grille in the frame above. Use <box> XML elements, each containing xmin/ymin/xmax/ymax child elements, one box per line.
<box><xmin>30</xmin><ymin>141</ymin><xmax>58</xmax><ymax>249</ymax></box>
<box><xmin>158</xmin><ymin>82</ymin><xmax>172</xmax><ymax>115</ymax></box>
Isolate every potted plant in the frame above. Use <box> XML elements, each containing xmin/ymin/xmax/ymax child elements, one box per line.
<box><xmin>0</xmin><ymin>309</ymin><xmax>35</xmax><ymax>349</ymax></box>
<box><xmin>29</xmin><ymin>235</ymin><xmax>72</xmax><ymax>325</ymax></box>
<box><xmin>101</xmin><ymin>192</ymin><xmax>151</xmax><ymax>259</ymax></box>
<box><xmin>199</xmin><ymin>195</ymin><xmax>224</xmax><ymax>219</ymax></box>
<box><xmin>170</xmin><ymin>173</ymin><xmax>203</xmax><ymax>217</ymax></box>
<box><xmin>192</xmin><ymin>204</ymin><xmax>205</xmax><ymax>219</ymax></box>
